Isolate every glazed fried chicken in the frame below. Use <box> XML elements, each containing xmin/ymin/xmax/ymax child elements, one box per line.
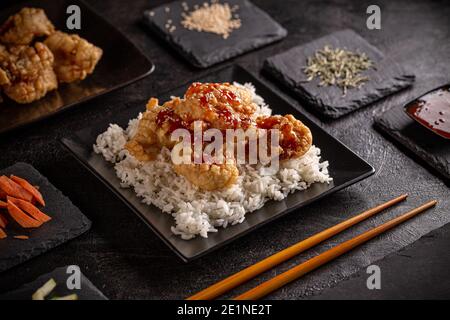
<box><xmin>0</xmin><ymin>42</ymin><xmax>57</xmax><ymax>104</ymax></box>
<box><xmin>126</xmin><ymin>83</ymin><xmax>313</xmax><ymax>190</ymax></box>
<box><xmin>44</xmin><ymin>31</ymin><xmax>103</xmax><ymax>83</ymax></box>
<box><xmin>173</xmin><ymin>163</ymin><xmax>239</xmax><ymax>191</ymax></box>
<box><xmin>0</xmin><ymin>8</ymin><xmax>55</xmax><ymax>45</ymax></box>
<box><xmin>257</xmin><ymin>115</ymin><xmax>312</xmax><ymax>160</ymax></box>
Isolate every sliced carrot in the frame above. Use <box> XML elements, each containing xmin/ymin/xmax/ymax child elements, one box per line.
<box><xmin>6</xmin><ymin>199</ymin><xmax>42</xmax><ymax>228</ymax></box>
<box><xmin>0</xmin><ymin>214</ymin><xmax>7</xmax><ymax>228</ymax></box>
<box><xmin>0</xmin><ymin>189</ymin><xmax>6</xmax><ymax>200</ymax></box>
<box><xmin>14</xmin><ymin>235</ymin><xmax>29</xmax><ymax>240</ymax></box>
<box><xmin>0</xmin><ymin>176</ymin><xmax>33</xmax><ymax>202</ymax></box>
<box><xmin>8</xmin><ymin>197</ymin><xmax>51</xmax><ymax>223</ymax></box>
<box><xmin>0</xmin><ymin>200</ymin><xmax>6</xmax><ymax>208</ymax></box>
<box><xmin>0</xmin><ymin>227</ymin><xmax>6</xmax><ymax>239</ymax></box>
<box><xmin>10</xmin><ymin>175</ymin><xmax>45</xmax><ymax>207</ymax></box>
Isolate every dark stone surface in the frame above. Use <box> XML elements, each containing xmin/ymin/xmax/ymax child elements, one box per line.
<box><xmin>310</xmin><ymin>222</ymin><xmax>450</xmax><ymax>300</ymax></box>
<box><xmin>374</xmin><ymin>101</ymin><xmax>450</xmax><ymax>182</ymax></box>
<box><xmin>0</xmin><ymin>266</ymin><xmax>107</xmax><ymax>300</ymax></box>
<box><xmin>264</xmin><ymin>29</ymin><xmax>415</xmax><ymax>118</ymax></box>
<box><xmin>0</xmin><ymin>163</ymin><xmax>91</xmax><ymax>273</ymax></box>
<box><xmin>142</xmin><ymin>0</ymin><xmax>287</xmax><ymax>68</ymax></box>
<box><xmin>0</xmin><ymin>0</ymin><xmax>449</xmax><ymax>300</ymax></box>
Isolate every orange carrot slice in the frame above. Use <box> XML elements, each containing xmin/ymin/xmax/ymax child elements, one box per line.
<box><xmin>0</xmin><ymin>189</ymin><xmax>6</xmax><ymax>200</ymax></box>
<box><xmin>0</xmin><ymin>227</ymin><xmax>6</xmax><ymax>239</ymax></box>
<box><xmin>0</xmin><ymin>214</ymin><xmax>7</xmax><ymax>228</ymax></box>
<box><xmin>8</xmin><ymin>197</ymin><xmax>51</xmax><ymax>223</ymax></box>
<box><xmin>14</xmin><ymin>235</ymin><xmax>29</xmax><ymax>240</ymax></box>
<box><xmin>10</xmin><ymin>175</ymin><xmax>45</xmax><ymax>207</ymax></box>
<box><xmin>0</xmin><ymin>200</ymin><xmax>6</xmax><ymax>208</ymax></box>
<box><xmin>6</xmin><ymin>199</ymin><xmax>42</xmax><ymax>228</ymax></box>
<box><xmin>0</xmin><ymin>176</ymin><xmax>33</xmax><ymax>202</ymax></box>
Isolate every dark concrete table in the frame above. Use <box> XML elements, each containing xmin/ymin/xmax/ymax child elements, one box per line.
<box><xmin>0</xmin><ymin>0</ymin><xmax>449</xmax><ymax>299</ymax></box>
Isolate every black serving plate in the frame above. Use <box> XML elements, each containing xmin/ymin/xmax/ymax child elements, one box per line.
<box><xmin>0</xmin><ymin>266</ymin><xmax>107</xmax><ymax>300</ymax></box>
<box><xmin>0</xmin><ymin>0</ymin><xmax>155</xmax><ymax>135</ymax></box>
<box><xmin>0</xmin><ymin>163</ymin><xmax>91</xmax><ymax>272</ymax></box>
<box><xmin>61</xmin><ymin>65</ymin><xmax>374</xmax><ymax>262</ymax></box>
<box><xmin>142</xmin><ymin>0</ymin><xmax>287</xmax><ymax>68</ymax></box>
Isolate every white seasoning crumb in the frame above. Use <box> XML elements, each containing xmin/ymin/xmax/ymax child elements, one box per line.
<box><xmin>149</xmin><ymin>11</ymin><xmax>155</xmax><ymax>16</ymax></box>
<box><xmin>169</xmin><ymin>26</ymin><xmax>176</xmax><ymax>33</ymax></box>
<box><xmin>165</xmin><ymin>6</ymin><xmax>170</xmax><ymax>12</ymax></box>
<box><xmin>181</xmin><ymin>1</ymin><xmax>241</xmax><ymax>39</ymax></box>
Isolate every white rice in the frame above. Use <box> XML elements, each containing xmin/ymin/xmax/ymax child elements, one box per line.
<box><xmin>93</xmin><ymin>83</ymin><xmax>332</xmax><ymax>240</ymax></box>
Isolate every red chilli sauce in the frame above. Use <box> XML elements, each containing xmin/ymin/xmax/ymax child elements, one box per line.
<box><xmin>405</xmin><ymin>85</ymin><xmax>450</xmax><ymax>139</ymax></box>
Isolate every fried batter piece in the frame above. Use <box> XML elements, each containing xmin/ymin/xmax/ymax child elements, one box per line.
<box><xmin>0</xmin><ymin>8</ymin><xmax>55</xmax><ymax>45</ymax></box>
<box><xmin>44</xmin><ymin>31</ymin><xmax>103</xmax><ymax>83</ymax></box>
<box><xmin>0</xmin><ymin>42</ymin><xmax>57</xmax><ymax>104</ymax></box>
<box><xmin>173</xmin><ymin>163</ymin><xmax>239</xmax><ymax>191</ymax></box>
<box><xmin>180</xmin><ymin>82</ymin><xmax>257</xmax><ymax>130</ymax></box>
<box><xmin>126</xmin><ymin>83</ymin><xmax>313</xmax><ymax>190</ymax></box>
<box><xmin>257</xmin><ymin>115</ymin><xmax>312</xmax><ymax>160</ymax></box>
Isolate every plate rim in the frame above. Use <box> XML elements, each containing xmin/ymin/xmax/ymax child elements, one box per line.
<box><xmin>61</xmin><ymin>64</ymin><xmax>375</xmax><ymax>262</ymax></box>
<box><xmin>0</xmin><ymin>0</ymin><xmax>156</xmax><ymax>136</ymax></box>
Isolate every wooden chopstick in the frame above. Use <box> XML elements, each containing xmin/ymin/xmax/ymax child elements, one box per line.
<box><xmin>233</xmin><ymin>200</ymin><xmax>437</xmax><ymax>300</ymax></box>
<box><xmin>187</xmin><ymin>194</ymin><xmax>408</xmax><ymax>300</ymax></box>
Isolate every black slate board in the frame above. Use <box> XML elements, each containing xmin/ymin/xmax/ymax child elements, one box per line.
<box><xmin>0</xmin><ymin>266</ymin><xmax>107</xmax><ymax>300</ymax></box>
<box><xmin>143</xmin><ymin>0</ymin><xmax>287</xmax><ymax>68</ymax></box>
<box><xmin>0</xmin><ymin>163</ymin><xmax>91</xmax><ymax>272</ymax></box>
<box><xmin>374</xmin><ymin>104</ymin><xmax>450</xmax><ymax>182</ymax></box>
<box><xmin>264</xmin><ymin>29</ymin><xmax>415</xmax><ymax>119</ymax></box>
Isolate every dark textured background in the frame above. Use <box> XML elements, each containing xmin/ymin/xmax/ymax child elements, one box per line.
<box><xmin>0</xmin><ymin>0</ymin><xmax>449</xmax><ymax>299</ymax></box>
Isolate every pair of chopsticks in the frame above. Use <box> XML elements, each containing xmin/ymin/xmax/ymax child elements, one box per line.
<box><xmin>187</xmin><ymin>195</ymin><xmax>437</xmax><ymax>300</ymax></box>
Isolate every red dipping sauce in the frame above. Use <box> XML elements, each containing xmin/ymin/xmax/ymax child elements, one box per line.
<box><xmin>405</xmin><ymin>85</ymin><xmax>450</xmax><ymax>139</ymax></box>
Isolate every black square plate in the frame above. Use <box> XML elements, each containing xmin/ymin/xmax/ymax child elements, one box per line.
<box><xmin>264</xmin><ymin>29</ymin><xmax>415</xmax><ymax>119</ymax></box>
<box><xmin>61</xmin><ymin>65</ymin><xmax>374</xmax><ymax>262</ymax></box>
<box><xmin>142</xmin><ymin>0</ymin><xmax>287</xmax><ymax>68</ymax></box>
<box><xmin>0</xmin><ymin>0</ymin><xmax>155</xmax><ymax>135</ymax></box>
<box><xmin>374</xmin><ymin>99</ymin><xmax>450</xmax><ymax>182</ymax></box>
<box><xmin>0</xmin><ymin>266</ymin><xmax>107</xmax><ymax>300</ymax></box>
<box><xmin>0</xmin><ymin>163</ymin><xmax>91</xmax><ymax>272</ymax></box>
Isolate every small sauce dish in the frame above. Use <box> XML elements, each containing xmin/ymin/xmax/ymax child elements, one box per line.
<box><xmin>404</xmin><ymin>84</ymin><xmax>450</xmax><ymax>139</ymax></box>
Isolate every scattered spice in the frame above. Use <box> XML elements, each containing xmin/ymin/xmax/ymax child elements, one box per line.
<box><xmin>303</xmin><ymin>45</ymin><xmax>375</xmax><ymax>96</ymax></box>
<box><xmin>181</xmin><ymin>0</ymin><xmax>241</xmax><ymax>39</ymax></box>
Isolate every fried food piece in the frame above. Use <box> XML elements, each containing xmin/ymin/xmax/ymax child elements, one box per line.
<box><xmin>0</xmin><ymin>8</ymin><xmax>55</xmax><ymax>45</ymax></box>
<box><xmin>257</xmin><ymin>115</ymin><xmax>312</xmax><ymax>159</ymax></box>
<box><xmin>180</xmin><ymin>82</ymin><xmax>257</xmax><ymax>130</ymax></box>
<box><xmin>0</xmin><ymin>42</ymin><xmax>57</xmax><ymax>104</ymax></box>
<box><xmin>173</xmin><ymin>162</ymin><xmax>239</xmax><ymax>191</ymax></box>
<box><xmin>125</xmin><ymin>98</ymin><xmax>165</xmax><ymax>161</ymax></box>
<box><xmin>44</xmin><ymin>31</ymin><xmax>102</xmax><ymax>83</ymax></box>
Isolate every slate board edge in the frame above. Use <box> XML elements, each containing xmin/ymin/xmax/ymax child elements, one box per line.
<box><xmin>373</xmin><ymin>113</ymin><xmax>450</xmax><ymax>182</ymax></box>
